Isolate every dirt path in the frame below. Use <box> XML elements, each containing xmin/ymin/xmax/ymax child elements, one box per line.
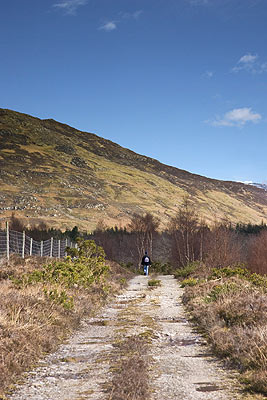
<box><xmin>8</xmin><ymin>275</ymin><xmax>242</xmax><ymax>400</ymax></box>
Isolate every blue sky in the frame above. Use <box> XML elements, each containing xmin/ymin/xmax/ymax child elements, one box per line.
<box><xmin>1</xmin><ymin>0</ymin><xmax>266</xmax><ymax>183</ymax></box>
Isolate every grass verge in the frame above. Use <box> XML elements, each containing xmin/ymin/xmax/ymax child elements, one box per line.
<box><xmin>180</xmin><ymin>264</ymin><xmax>267</xmax><ymax>396</ymax></box>
<box><xmin>0</xmin><ymin>248</ymin><xmax>133</xmax><ymax>398</ymax></box>
<box><xmin>148</xmin><ymin>279</ymin><xmax>161</xmax><ymax>287</ymax></box>
<box><xmin>107</xmin><ymin>335</ymin><xmax>150</xmax><ymax>400</ymax></box>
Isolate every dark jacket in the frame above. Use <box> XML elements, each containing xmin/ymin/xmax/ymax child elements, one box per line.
<box><xmin>141</xmin><ymin>254</ymin><xmax>151</xmax><ymax>266</ymax></box>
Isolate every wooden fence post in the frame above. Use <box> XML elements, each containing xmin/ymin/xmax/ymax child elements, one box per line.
<box><xmin>6</xmin><ymin>222</ymin><xmax>9</xmax><ymax>260</ymax></box>
<box><xmin>65</xmin><ymin>238</ymin><xmax>68</xmax><ymax>257</ymax></box>
<box><xmin>58</xmin><ymin>239</ymin><xmax>61</xmax><ymax>258</ymax></box>
<box><xmin>50</xmin><ymin>237</ymin><xmax>53</xmax><ymax>258</ymax></box>
<box><xmin>30</xmin><ymin>238</ymin><xmax>33</xmax><ymax>256</ymax></box>
<box><xmin>22</xmin><ymin>231</ymin><xmax>25</xmax><ymax>258</ymax></box>
<box><xmin>41</xmin><ymin>241</ymin><xmax>43</xmax><ymax>257</ymax></box>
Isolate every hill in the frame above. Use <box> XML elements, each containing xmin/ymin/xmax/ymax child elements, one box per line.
<box><xmin>0</xmin><ymin>108</ymin><xmax>266</xmax><ymax>231</ymax></box>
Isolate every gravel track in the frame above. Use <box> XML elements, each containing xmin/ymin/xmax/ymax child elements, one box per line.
<box><xmin>7</xmin><ymin>275</ymin><xmax>242</xmax><ymax>400</ymax></box>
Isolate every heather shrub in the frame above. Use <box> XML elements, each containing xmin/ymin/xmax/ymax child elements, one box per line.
<box><xmin>204</xmin><ymin>282</ymin><xmax>239</xmax><ymax>303</ymax></box>
<box><xmin>150</xmin><ymin>261</ymin><xmax>173</xmax><ymax>275</ymax></box>
<box><xmin>0</xmin><ymin>249</ymin><xmax>133</xmax><ymax>397</ymax></box>
<box><xmin>209</xmin><ymin>265</ymin><xmax>267</xmax><ymax>288</ymax></box>
<box><xmin>180</xmin><ymin>277</ymin><xmax>199</xmax><ymax>287</ymax></box>
<box><xmin>209</xmin><ymin>264</ymin><xmax>250</xmax><ymax>279</ymax></box>
<box><xmin>174</xmin><ymin>261</ymin><xmax>202</xmax><ymax>279</ymax></box>
<box><xmin>181</xmin><ymin>271</ymin><xmax>267</xmax><ymax>395</ymax></box>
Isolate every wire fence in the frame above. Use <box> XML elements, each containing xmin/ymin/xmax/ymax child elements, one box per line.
<box><xmin>0</xmin><ymin>223</ymin><xmax>76</xmax><ymax>260</ymax></box>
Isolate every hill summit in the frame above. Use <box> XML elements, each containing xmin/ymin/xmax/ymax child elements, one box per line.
<box><xmin>0</xmin><ymin>108</ymin><xmax>266</xmax><ymax>230</ymax></box>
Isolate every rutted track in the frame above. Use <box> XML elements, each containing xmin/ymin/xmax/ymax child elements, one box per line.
<box><xmin>7</xmin><ymin>275</ymin><xmax>242</xmax><ymax>400</ymax></box>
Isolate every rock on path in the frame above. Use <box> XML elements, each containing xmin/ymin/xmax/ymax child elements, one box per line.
<box><xmin>8</xmin><ymin>275</ymin><xmax>242</xmax><ymax>400</ymax></box>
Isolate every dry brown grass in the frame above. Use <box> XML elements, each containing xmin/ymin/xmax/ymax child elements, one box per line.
<box><xmin>182</xmin><ymin>274</ymin><xmax>267</xmax><ymax>395</ymax></box>
<box><xmin>0</xmin><ymin>255</ymin><xmax>133</xmax><ymax>398</ymax></box>
<box><xmin>107</xmin><ymin>335</ymin><xmax>150</xmax><ymax>400</ymax></box>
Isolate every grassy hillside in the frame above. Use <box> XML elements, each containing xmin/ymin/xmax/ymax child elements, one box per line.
<box><xmin>0</xmin><ymin>108</ymin><xmax>266</xmax><ymax>231</ymax></box>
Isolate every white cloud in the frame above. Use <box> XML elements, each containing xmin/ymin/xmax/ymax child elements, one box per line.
<box><xmin>239</xmin><ymin>54</ymin><xmax>258</xmax><ymax>64</ymax></box>
<box><xmin>232</xmin><ymin>53</ymin><xmax>267</xmax><ymax>74</ymax></box>
<box><xmin>188</xmin><ymin>0</ymin><xmax>209</xmax><ymax>5</ymax></box>
<box><xmin>53</xmin><ymin>0</ymin><xmax>87</xmax><ymax>15</ymax></box>
<box><xmin>99</xmin><ymin>10</ymin><xmax>143</xmax><ymax>32</ymax></box>
<box><xmin>188</xmin><ymin>0</ymin><xmax>262</xmax><ymax>7</ymax></box>
<box><xmin>260</xmin><ymin>62</ymin><xmax>267</xmax><ymax>71</ymax></box>
<box><xmin>132</xmin><ymin>10</ymin><xmax>143</xmax><ymax>19</ymax></box>
<box><xmin>99</xmin><ymin>21</ymin><xmax>117</xmax><ymax>32</ymax></box>
<box><xmin>203</xmin><ymin>70</ymin><xmax>214</xmax><ymax>78</ymax></box>
<box><xmin>121</xmin><ymin>10</ymin><xmax>143</xmax><ymax>19</ymax></box>
<box><xmin>208</xmin><ymin>107</ymin><xmax>262</xmax><ymax>127</ymax></box>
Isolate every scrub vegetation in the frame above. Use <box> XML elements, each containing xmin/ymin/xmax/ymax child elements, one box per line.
<box><xmin>148</xmin><ymin>279</ymin><xmax>161</xmax><ymax>287</ymax></box>
<box><xmin>180</xmin><ymin>263</ymin><xmax>267</xmax><ymax>395</ymax></box>
<box><xmin>0</xmin><ymin>201</ymin><xmax>267</xmax><ymax>397</ymax></box>
<box><xmin>0</xmin><ymin>242</ymin><xmax>133</xmax><ymax>397</ymax></box>
<box><xmin>108</xmin><ymin>335</ymin><xmax>150</xmax><ymax>400</ymax></box>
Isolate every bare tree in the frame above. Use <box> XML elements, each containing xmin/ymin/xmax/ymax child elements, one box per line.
<box><xmin>128</xmin><ymin>212</ymin><xmax>160</xmax><ymax>263</ymax></box>
<box><xmin>169</xmin><ymin>198</ymin><xmax>200</xmax><ymax>267</ymax></box>
<box><xmin>9</xmin><ymin>213</ymin><xmax>25</xmax><ymax>232</ymax></box>
<box><xmin>203</xmin><ymin>222</ymin><xmax>243</xmax><ymax>268</ymax></box>
<box><xmin>247</xmin><ymin>230</ymin><xmax>267</xmax><ymax>275</ymax></box>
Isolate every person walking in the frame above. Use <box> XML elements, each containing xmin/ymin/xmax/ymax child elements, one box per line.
<box><xmin>141</xmin><ymin>251</ymin><xmax>151</xmax><ymax>276</ymax></box>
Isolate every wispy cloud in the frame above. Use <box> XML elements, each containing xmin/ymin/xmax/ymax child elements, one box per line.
<box><xmin>203</xmin><ymin>70</ymin><xmax>214</xmax><ymax>78</ymax></box>
<box><xmin>188</xmin><ymin>0</ymin><xmax>209</xmax><ymax>5</ymax></box>
<box><xmin>239</xmin><ymin>54</ymin><xmax>258</xmax><ymax>63</ymax></box>
<box><xmin>232</xmin><ymin>53</ymin><xmax>267</xmax><ymax>74</ymax></box>
<box><xmin>99</xmin><ymin>21</ymin><xmax>117</xmax><ymax>32</ymax></box>
<box><xmin>99</xmin><ymin>10</ymin><xmax>143</xmax><ymax>32</ymax></box>
<box><xmin>207</xmin><ymin>107</ymin><xmax>262</xmax><ymax>127</ymax></box>
<box><xmin>121</xmin><ymin>10</ymin><xmax>143</xmax><ymax>19</ymax></box>
<box><xmin>188</xmin><ymin>0</ymin><xmax>263</xmax><ymax>7</ymax></box>
<box><xmin>53</xmin><ymin>0</ymin><xmax>87</xmax><ymax>15</ymax></box>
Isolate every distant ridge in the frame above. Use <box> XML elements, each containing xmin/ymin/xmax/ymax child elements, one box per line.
<box><xmin>0</xmin><ymin>108</ymin><xmax>266</xmax><ymax>230</ymax></box>
<box><xmin>247</xmin><ymin>182</ymin><xmax>267</xmax><ymax>191</ymax></box>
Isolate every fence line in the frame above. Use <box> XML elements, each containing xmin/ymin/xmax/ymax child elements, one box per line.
<box><xmin>0</xmin><ymin>222</ymin><xmax>76</xmax><ymax>260</ymax></box>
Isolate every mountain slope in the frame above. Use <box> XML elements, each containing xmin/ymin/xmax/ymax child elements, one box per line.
<box><xmin>0</xmin><ymin>108</ymin><xmax>266</xmax><ymax>231</ymax></box>
<box><xmin>247</xmin><ymin>182</ymin><xmax>267</xmax><ymax>191</ymax></box>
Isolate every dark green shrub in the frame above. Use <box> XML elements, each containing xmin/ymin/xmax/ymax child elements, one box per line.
<box><xmin>180</xmin><ymin>277</ymin><xmax>198</xmax><ymax>287</ymax></box>
<box><xmin>208</xmin><ymin>265</ymin><xmax>267</xmax><ymax>288</ymax></box>
<box><xmin>174</xmin><ymin>262</ymin><xmax>199</xmax><ymax>279</ymax></box>
<box><xmin>248</xmin><ymin>273</ymin><xmax>267</xmax><ymax>288</ymax></box>
<box><xmin>209</xmin><ymin>264</ymin><xmax>250</xmax><ymax>280</ymax></box>
<box><xmin>14</xmin><ymin>239</ymin><xmax>108</xmax><ymax>289</ymax></box>
<box><xmin>12</xmin><ymin>240</ymin><xmax>109</xmax><ymax>308</ymax></box>
<box><xmin>204</xmin><ymin>282</ymin><xmax>239</xmax><ymax>303</ymax></box>
<box><xmin>44</xmin><ymin>288</ymin><xmax>74</xmax><ymax>310</ymax></box>
<box><xmin>150</xmin><ymin>261</ymin><xmax>173</xmax><ymax>275</ymax></box>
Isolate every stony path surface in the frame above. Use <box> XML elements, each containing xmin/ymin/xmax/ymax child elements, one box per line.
<box><xmin>8</xmin><ymin>275</ymin><xmax>242</xmax><ymax>400</ymax></box>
